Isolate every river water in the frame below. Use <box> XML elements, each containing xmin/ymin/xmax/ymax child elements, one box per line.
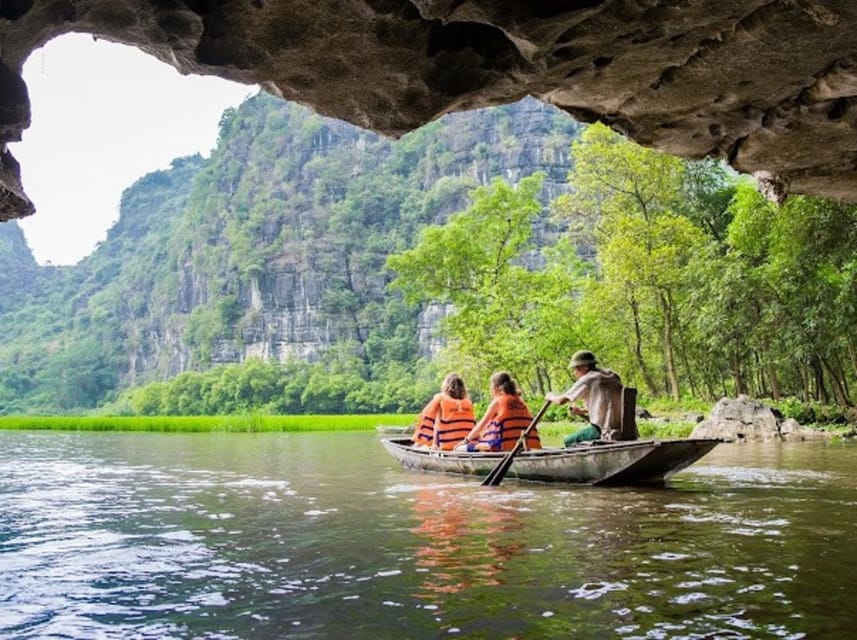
<box><xmin>1</xmin><ymin>430</ymin><xmax>855</xmax><ymax>639</ymax></box>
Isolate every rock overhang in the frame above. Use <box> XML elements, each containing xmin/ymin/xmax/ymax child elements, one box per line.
<box><xmin>3</xmin><ymin>0</ymin><xmax>857</xmax><ymax>221</ymax></box>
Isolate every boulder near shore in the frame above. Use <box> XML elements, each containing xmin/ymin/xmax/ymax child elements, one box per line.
<box><xmin>690</xmin><ymin>396</ymin><xmax>830</xmax><ymax>442</ymax></box>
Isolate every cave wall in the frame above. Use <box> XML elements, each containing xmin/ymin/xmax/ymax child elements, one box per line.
<box><xmin>3</xmin><ymin>0</ymin><xmax>857</xmax><ymax>222</ymax></box>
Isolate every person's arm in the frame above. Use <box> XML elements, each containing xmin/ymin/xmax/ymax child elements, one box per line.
<box><xmin>568</xmin><ymin>404</ymin><xmax>589</xmax><ymax>419</ymax></box>
<box><xmin>431</xmin><ymin>396</ymin><xmax>444</xmax><ymax>448</ymax></box>
<box><xmin>410</xmin><ymin>410</ymin><xmax>423</xmax><ymax>441</ymax></box>
<box><xmin>547</xmin><ymin>379</ymin><xmax>589</xmax><ymax>416</ymax></box>
<box><xmin>464</xmin><ymin>399</ymin><xmax>498</xmax><ymax>443</ymax></box>
<box><xmin>545</xmin><ymin>391</ymin><xmax>568</xmax><ymax>405</ymax></box>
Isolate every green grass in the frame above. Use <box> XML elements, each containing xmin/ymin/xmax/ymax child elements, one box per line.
<box><xmin>0</xmin><ymin>414</ymin><xmax>695</xmax><ymax>439</ymax></box>
<box><xmin>636</xmin><ymin>420</ymin><xmax>696</xmax><ymax>439</ymax></box>
<box><xmin>0</xmin><ymin>414</ymin><xmax>414</xmax><ymax>433</ymax></box>
<box><xmin>6</xmin><ymin>406</ymin><xmax>842</xmax><ymax>439</ymax></box>
<box><xmin>638</xmin><ymin>396</ymin><xmax>712</xmax><ymax>417</ymax></box>
<box><xmin>537</xmin><ymin>419</ymin><xmax>696</xmax><ymax>446</ymax></box>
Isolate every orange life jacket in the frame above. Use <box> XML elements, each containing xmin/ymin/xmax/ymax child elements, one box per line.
<box><xmin>412</xmin><ymin>393</ymin><xmax>476</xmax><ymax>449</ymax></box>
<box><xmin>412</xmin><ymin>395</ymin><xmax>440</xmax><ymax>447</ymax></box>
<box><xmin>478</xmin><ymin>394</ymin><xmax>541</xmax><ymax>451</ymax></box>
<box><xmin>435</xmin><ymin>396</ymin><xmax>476</xmax><ymax>450</ymax></box>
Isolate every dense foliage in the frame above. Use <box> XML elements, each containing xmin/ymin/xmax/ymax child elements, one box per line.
<box><xmin>109</xmin><ymin>357</ymin><xmax>437</xmax><ymax>416</ymax></box>
<box><xmin>387</xmin><ymin>123</ymin><xmax>857</xmax><ymax>412</ymax></box>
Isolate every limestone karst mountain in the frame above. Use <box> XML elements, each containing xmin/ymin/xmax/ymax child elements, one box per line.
<box><xmin>0</xmin><ymin>94</ymin><xmax>581</xmax><ymax>412</ymax></box>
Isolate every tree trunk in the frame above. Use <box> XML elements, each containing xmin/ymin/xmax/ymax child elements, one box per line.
<box><xmin>847</xmin><ymin>338</ymin><xmax>857</xmax><ymax>385</ymax></box>
<box><xmin>534</xmin><ymin>365</ymin><xmax>550</xmax><ymax>397</ymax></box>
<box><xmin>810</xmin><ymin>356</ymin><xmax>829</xmax><ymax>403</ymax></box>
<box><xmin>821</xmin><ymin>356</ymin><xmax>851</xmax><ymax>407</ymax></box>
<box><xmin>767</xmin><ymin>362</ymin><xmax>782</xmax><ymax>400</ymax></box>
<box><xmin>730</xmin><ymin>349</ymin><xmax>747</xmax><ymax>396</ymax></box>
<box><xmin>659</xmin><ymin>291</ymin><xmax>680</xmax><ymax>402</ymax></box>
<box><xmin>754</xmin><ymin>351</ymin><xmax>769</xmax><ymax>399</ymax></box>
<box><xmin>628</xmin><ymin>288</ymin><xmax>659</xmax><ymax>396</ymax></box>
<box><xmin>674</xmin><ymin>314</ymin><xmax>698</xmax><ymax>398</ymax></box>
<box><xmin>701</xmin><ymin>371</ymin><xmax>716</xmax><ymax>401</ymax></box>
<box><xmin>836</xmin><ymin>351</ymin><xmax>851</xmax><ymax>401</ymax></box>
<box><xmin>798</xmin><ymin>365</ymin><xmax>810</xmax><ymax>402</ymax></box>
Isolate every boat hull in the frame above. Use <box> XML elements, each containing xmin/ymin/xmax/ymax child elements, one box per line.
<box><xmin>381</xmin><ymin>438</ymin><xmax>722</xmax><ymax>485</ymax></box>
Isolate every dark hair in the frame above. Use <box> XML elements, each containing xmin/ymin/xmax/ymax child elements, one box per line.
<box><xmin>442</xmin><ymin>373</ymin><xmax>468</xmax><ymax>400</ymax></box>
<box><xmin>490</xmin><ymin>371</ymin><xmax>520</xmax><ymax>396</ymax></box>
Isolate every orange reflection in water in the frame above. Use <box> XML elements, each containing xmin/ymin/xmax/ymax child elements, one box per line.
<box><xmin>410</xmin><ymin>486</ymin><xmax>526</xmax><ymax>601</ymax></box>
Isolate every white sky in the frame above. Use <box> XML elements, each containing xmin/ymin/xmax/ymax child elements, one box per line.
<box><xmin>9</xmin><ymin>33</ymin><xmax>257</xmax><ymax>265</ymax></box>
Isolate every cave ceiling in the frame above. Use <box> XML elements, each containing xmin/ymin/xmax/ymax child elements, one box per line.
<box><xmin>3</xmin><ymin>0</ymin><xmax>857</xmax><ymax>221</ymax></box>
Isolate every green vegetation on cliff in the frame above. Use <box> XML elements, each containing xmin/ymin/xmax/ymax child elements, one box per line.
<box><xmin>0</xmin><ymin>95</ymin><xmax>579</xmax><ymax>414</ymax></box>
<box><xmin>2</xmin><ymin>91</ymin><xmax>857</xmax><ymax>419</ymax></box>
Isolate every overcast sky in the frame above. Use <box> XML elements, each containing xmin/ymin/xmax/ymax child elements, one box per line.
<box><xmin>9</xmin><ymin>33</ymin><xmax>257</xmax><ymax>265</ymax></box>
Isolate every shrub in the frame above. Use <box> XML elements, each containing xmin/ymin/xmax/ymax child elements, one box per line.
<box><xmin>773</xmin><ymin>397</ymin><xmax>849</xmax><ymax>426</ymax></box>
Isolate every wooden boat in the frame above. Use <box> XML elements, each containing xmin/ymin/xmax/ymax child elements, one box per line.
<box><xmin>381</xmin><ymin>437</ymin><xmax>723</xmax><ymax>485</ymax></box>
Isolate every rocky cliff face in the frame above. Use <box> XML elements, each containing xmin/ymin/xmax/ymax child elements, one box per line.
<box><xmin>46</xmin><ymin>95</ymin><xmax>583</xmax><ymax>386</ymax></box>
<box><xmin>226</xmin><ymin>267</ymin><xmax>357</xmax><ymax>365</ymax></box>
<box><xmin>0</xmin><ymin>221</ymin><xmax>38</xmax><ymax>312</ymax></box>
<box><xmin>0</xmin><ymin>94</ymin><xmax>581</xmax><ymax>413</ymax></box>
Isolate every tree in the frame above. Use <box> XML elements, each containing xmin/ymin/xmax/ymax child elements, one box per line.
<box><xmin>388</xmin><ymin>173</ymin><xmax>589</xmax><ymax>393</ymax></box>
<box><xmin>732</xmin><ymin>189</ymin><xmax>857</xmax><ymax>404</ymax></box>
<box><xmin>562</xmin><ymin>123</ymin><xmax>709</xmax><ymax>400</ymax></box>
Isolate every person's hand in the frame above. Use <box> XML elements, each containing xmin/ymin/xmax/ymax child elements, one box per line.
<box><xmin>569</xmin><ymin>405</ymin><xmax>587</xmax><ymax>417</ymax></box>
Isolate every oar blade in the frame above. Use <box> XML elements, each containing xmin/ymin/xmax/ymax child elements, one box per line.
<box><xmin>479</xmin><ymin>400</ymin><xmax>551</xmax><ymax>487</ymax></box>
<box><xmin>481</xmin><ymin>445</ymin><xmax>520</xmax><ymax>486</ymax></box>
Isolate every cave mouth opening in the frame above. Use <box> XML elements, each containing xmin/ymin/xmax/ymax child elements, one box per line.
<box><xmin>9</xmin><ymin>33</ymin><xmax>256</xmax><ymax>266</ymax></box>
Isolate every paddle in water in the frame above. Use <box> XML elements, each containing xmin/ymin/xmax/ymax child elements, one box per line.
<box><xmin>481</xmin><ymin>400</ymin><xmax>551</xmax><ymax>487</ymax></box>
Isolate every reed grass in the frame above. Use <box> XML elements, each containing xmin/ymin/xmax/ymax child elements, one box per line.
<box><xmin>0</xmin><ymin>414</ymin><xmax>413</xmax><ymax>433</ymax></box>
<box><xmin>0</xmin><ymin>414</ymin><xmax>698</xmax><ymax>438</ymax></box>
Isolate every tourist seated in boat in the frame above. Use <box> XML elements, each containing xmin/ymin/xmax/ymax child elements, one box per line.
<box><xmin>455</xmin><ymin>371</ymin><xmax>542</xmax><ymax>452</ymax></box>
<box><xmin>545</xmin><ymin>350</ymin><xmax>624</xmax><ymax>446</ymax></box>
<box><xmin>411</xmin><ymin>373</ymin><xmax>476</xmax><ymax>450</ymax></box>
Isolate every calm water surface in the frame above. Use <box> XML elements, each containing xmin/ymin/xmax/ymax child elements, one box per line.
<box><xmin>1</xmin><ymin>430</ymin><xmax>855</xmax><ymax>639</ymax></box>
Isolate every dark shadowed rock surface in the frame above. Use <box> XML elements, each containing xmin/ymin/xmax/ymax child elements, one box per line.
<box><xmin>691</xmin><ymin>395</ymin><xmax>829</xmax><ymax>442</ymax></box>
<box><xmin>4</xmin><ymin>1</ymin><xmax>857</xmax><ymax>221</ymax></box>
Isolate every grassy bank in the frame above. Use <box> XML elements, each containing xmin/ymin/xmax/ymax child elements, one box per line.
<box><xmin>0</xmin><ymin>414</ymin><xmax>698</xmax><ymax>438</ymax></box>
<box><xmin>0</xmin><ymin>414</ymin><xmax>413</xmax><ymax>432</ymax></box>
<box><xmin>537</xmin><ymin>420</ymin><xmax>697</xmax><ymax>447</ymax></box>
<box><xmin>2</xmin><ymin>410</ymin><xmax>845</xmax><ymax>439</ymax></box>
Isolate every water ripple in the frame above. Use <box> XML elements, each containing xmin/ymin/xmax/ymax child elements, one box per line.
<box><xmin>689</xmin><ymin>465</ymin><xmax>835</xmax><ymax>487</ymax></box>
<box><xmin>568</xmin><ymin>581</ymin><xmax>629</xmax><ymax>600</ymax></box>
<box><xmin>1</xmin><ymin>432</ymin><xmax>854</xmax><ymax>639</ymax></box>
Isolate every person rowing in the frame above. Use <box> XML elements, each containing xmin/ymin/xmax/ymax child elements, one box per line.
<box><xmin>545</xmin><ymin>350</ymin><xmax>624</xmax><ymax>446</ymax></box>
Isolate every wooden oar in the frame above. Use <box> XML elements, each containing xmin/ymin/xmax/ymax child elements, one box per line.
<box><xmin>481</xmin><ymin>400</ymin><xmax>551</xmax><ymax>487</ymax></box>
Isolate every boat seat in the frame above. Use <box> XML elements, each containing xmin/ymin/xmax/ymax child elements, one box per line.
<box><xmin>619</xmin><ymin>386</ymin><xmax>640</xmax><ymax>441</ymax></box>
<box><xmin>564</xmin><ymin>387</ymin><xmax>640</xmax><ymax>447</ymax></box>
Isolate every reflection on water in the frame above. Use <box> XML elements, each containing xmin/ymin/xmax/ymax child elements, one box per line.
<box><xmin>1</xmin><ymin>431</ymin><xmax>855</xmax><ymax>639</ymax></box>
<box><xmin>409</xmin><ymin>484</ymin><xmax>525</xmax><ymax>598</ymax></box>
